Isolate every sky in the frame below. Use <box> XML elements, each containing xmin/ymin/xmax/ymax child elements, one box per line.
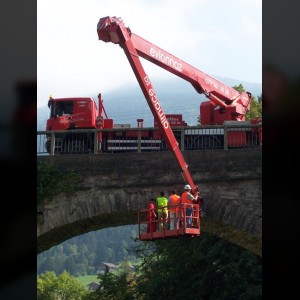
<box><xmin>37</xmin><ymin>0</ymin><xmax>262</xmax><ymax>108</ymax></box>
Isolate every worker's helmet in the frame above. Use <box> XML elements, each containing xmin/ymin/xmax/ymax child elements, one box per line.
<box><xmin>184</xmin><ymin>184</ymin><xmax>192</xmax><ymax>190</ymax></box>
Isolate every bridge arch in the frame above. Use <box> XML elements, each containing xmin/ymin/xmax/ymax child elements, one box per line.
<box><xmin>37</xmin><ymin>150</ymin><xmax>261</xmax><ymax>256</ymax></box>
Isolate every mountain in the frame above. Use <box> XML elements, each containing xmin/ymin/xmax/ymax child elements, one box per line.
<box><xmin>37</xmin><ymin>105</ymin><xmax>50</xmax><ymax>131</ymax></box>
<box><xmin>37</xmin><ymin>77</ymin><xmax>261</xmax><ymax>130</ymax></box>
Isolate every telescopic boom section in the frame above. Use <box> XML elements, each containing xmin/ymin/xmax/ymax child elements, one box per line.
<box><xmin>130</xmin><ymin>34</ymin><xmax>251</xmax><ymax>121</ymax></box>
<box><xmin>97</xmin><ymin>16</ymin><xmax>198</xmax><ymax>194</ymax></box>
<box><xmin>97</xmin><ymin>16</ymin><xmax>252</xmax><ymax>124</ymax></box>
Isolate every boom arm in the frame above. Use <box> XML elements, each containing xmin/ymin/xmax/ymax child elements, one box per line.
<box><xmin>97</xmin><ymin>16</ymin><xmax>199</xmax><ymax>194</ymax></box>
<box><xmin>132</xmin><ymin>33</ymin><xmax>251</xmax><ymax>123</ymax></box>
<box><xmin>97</xmin><ymin>16</ymin><xmax>252</xmax><ymax>126</ymax></box>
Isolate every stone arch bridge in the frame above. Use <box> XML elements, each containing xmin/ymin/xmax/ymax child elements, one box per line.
<box><xmin>37</xmin><ymin>149</ymin><xmax>262</xmax><ymax>256</ymax></box>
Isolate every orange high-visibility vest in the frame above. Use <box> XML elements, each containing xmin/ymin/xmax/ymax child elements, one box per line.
<box><xmin>181</xmin><ymin>191</ymin><xmax>193</xmax><ymax>204</ymax></box>
<box><xmin>169</xmin><ymin>194</ymin><xmax>181</xmax><ymax>213</ymax></box>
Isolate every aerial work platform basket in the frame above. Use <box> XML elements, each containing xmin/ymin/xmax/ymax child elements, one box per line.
<box><xmin>138</xmin><ymin>203</ymin><xmax>200</xmax><ymax>240</ymax></box>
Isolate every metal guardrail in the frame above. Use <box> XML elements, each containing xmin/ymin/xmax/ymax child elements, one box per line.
<box><xmin>37</xmin><ymin>124</ymin><xmax>262</xmax><ymax>155</ymax></box>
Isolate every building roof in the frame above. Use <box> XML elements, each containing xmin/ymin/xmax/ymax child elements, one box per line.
<box><xmin>102</xmin><ymin>262</ymin><xmax>118</xmax><ymax>269</ymax></box>
<box><xmin>87</xmin><ymin>282</ymin><xmax>100</xmax><ymax>291</ymax></box>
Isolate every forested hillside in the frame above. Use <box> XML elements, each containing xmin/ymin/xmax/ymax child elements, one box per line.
<box><xmin>38</xmin><ymin>232</ymin><xmax>262</xmax><ymax>299</ymax></box>
<box><xmin>37</xmin><ymin>225</ymin><xmax>138</xmax><ymax>276</ymax></box>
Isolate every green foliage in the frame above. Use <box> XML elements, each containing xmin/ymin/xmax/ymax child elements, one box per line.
<box><xmin>38</xmin><ymin>231</ymin><xmax>261</xmax><ymax>299</ymax></box>
<box><xmin>37</xmin><ymin>225</ymin><xmax>138</xmax><ymax>276</ymax></box>
<box><xmin>37</xmin><ymin>161</ymin><xmax>79</xmax><ymax>206</ymax></box>
<box><xmin>88</xmin><ymin>267</ymin><xmax>137</xmax><ymax>300</ymax></box>
<box><xmin>37</xmin><ymin>271</ymin><xmax>57</xmax><ymax>300</ymax></box>
<box><xmin>90</xmin><ymin>234</ymin><xmax>261</xmax><ymax>299</ymax></box>
<box><xmin>233</xmin><ymin>84</ymin><xmax>262</xmax><ymax>120</ymax></box>
<box><xmin>232</xmin><ymin>83</ymin><xmax>245</xmax><ymax>93</ymax></box>
<box><xmin>37</xmin><ymin>271</ymin><xmax>89</xmax><ymax>300</ymax></box>
<box><xmin>245</xmin><ymin>95</ymin><xmax>262</xmax><ymax>120</ymax></box>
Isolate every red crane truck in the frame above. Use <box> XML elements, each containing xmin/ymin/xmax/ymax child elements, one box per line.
<box><xmin>44</xmin><ymin>16</ymin><xmax>261</xmax><ymax>240</ymax></box>
<box><xmin>45</xmin><ymin>93</ymin><xmax>113</xmax><ymax>154</ymax></box>
<box><xmin>45</xmin><ymin>94</ymin><xmax>191</xmax><ymax>154</ymax></box>
<box><xmin>97</xmin><ymin>16</ymin><xmax>256</xmax><ymax>240</ymax></box>
<box><xmin>45</xmin><ymin>14</ymin><xmax>261</xmax><ymax>155</ymax></box>
<box><xmin>96</xmin><ymin>16</ymin><xmax>261</xmax><ymax>240</ymax></box>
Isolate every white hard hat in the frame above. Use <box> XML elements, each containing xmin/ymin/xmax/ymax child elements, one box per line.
<box><xmin>184</xmin><ymin>184</ymin><xmax>192</xmax><ymax>190</ymax></box>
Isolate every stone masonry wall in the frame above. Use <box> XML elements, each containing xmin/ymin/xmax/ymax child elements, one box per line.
<box><xmin>37</xmin><ymin>149</ymin><xmax>262</xmax><ymax>242</ymax></box>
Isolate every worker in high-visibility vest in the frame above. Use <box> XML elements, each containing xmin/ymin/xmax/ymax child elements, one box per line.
<box><xmin>156</xmin><ymin>191</ymin><xmax>168</xmax><ymax>231</ymax></box>
<box><xmin>181</xmin><ymin>185</ymin><xmax>198</xmax><ymax>228</ymax></box>
<box><xmin>168</xmin><ymin>191</ymin><xmax>181</xmax><ymax>230</ymax></box>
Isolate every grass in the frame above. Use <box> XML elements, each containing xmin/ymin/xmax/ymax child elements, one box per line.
<box><xmin>75</xmin><ymin>274</ymin><xmax>99</xmax><ymax>286</ymax></box>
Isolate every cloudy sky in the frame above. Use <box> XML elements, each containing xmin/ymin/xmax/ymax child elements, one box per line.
<box><xmin>37</xmin><ymin>0</ymin><xmax>262</xmax><ymax>108</ymax></box>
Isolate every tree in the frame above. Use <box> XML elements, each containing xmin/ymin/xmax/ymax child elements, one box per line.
<box><xmin>122</xmin><ymin>234</ymin><xmax>261</xmax><ymax>299</ymax></box>
<box><xmin>232</xmin><ymin>83</ymin><xmax>245</xmax><ymax>93</ymax></box>
<box><xmin>245</xmin><ymin>94</ymin><xmax>262</xmax><ymax>120</ymax></box>
<box><xmin>37</xmin><ymin>271</ymin><xmax>57</xmax><ymax>300</ymax></box>
<box><xmin>233</xmin><ymin>84</ymin><xmax>262</xmax><ymax>120</ymax></box>
<box><xmin>37</xmin><ymin>271</ymin><xmax>89</xmax><ymax>300</ymax></box>
<box><xmin>64</xmin><ymin>256</ymin><xmax>76</xmax><ymax>275</ymax></box>
<box><xmin>55</xmin><ymin>271</ymin><xmax>88</xmax><ymax>300</ymax></box>
<box><xmin>88</xmin><ymin>267</ymin><xmax>136</xmax><ymax>300</ymax></box>
<box><xmin>66</xmin><ymin>244</ymin><xmax>78</xmax><ymax>256</ymax></box>
<box><xmin>38</xmin><ymin>257</ymin><xmax>57</xmax><ymax>275</ymax></box>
